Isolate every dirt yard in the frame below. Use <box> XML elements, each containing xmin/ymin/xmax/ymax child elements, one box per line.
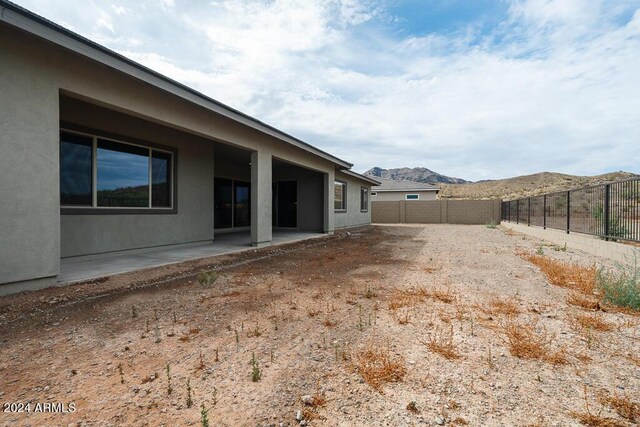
<box><xmin>1</xmin><ymin>225</ymin><xmax>639</xmax><ymax>427</ymax></box>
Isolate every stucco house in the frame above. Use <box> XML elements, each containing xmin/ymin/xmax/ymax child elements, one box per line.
<box><xmin>0</xmin><ymin>1</ymin><xmax>379</xmax><ymax>295</ymax></box>
<box><xmin>371</xmin><ymin>178</ymin><xmax>440</xmax><ymax>201</ymax></box>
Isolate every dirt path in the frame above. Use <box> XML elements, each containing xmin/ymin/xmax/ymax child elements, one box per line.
<box><xmin>0</xmin><ymin>225</ymin><xmax>638</xmax><ymax>426</ymax></box>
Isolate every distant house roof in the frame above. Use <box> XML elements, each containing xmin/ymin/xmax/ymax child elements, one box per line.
<box><xmin>340</xmin><ymin>170</ymin><xmax>381</xmax><ymax>186</ymax></box>
<box><xmin>371</xmin><ymin>178</ymin><xmax>440</xmax><ymax>192</ymax></box>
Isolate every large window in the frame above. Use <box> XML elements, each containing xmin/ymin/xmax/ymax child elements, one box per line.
<box><xmin>60</xmin><ymin>133</ymin><xmax>93</xmax><ymax>206</ymax></box>
<box><xmin>60</xmin><ymin>130</ymin><xmax>175</xmax><ymax>210</ymax></box>
<box><xmin>334</xmin><ymin>181</ymin><xmax>346</xmax><ymax>212</ymax></box>
<box><xmin>360</xmin><ymin>187</ymin><xmax>368</xmax><ymax>212</ymax></box>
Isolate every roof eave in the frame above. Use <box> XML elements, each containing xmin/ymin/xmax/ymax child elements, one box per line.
<box><xmin>0</xmin><ymin>0</ymin><xmax>353</xmax><ymax>169</ymax></box>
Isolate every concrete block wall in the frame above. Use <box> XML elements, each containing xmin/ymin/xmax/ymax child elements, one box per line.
<box><xmin>501</xmin><ymin>222</ymin><xmax>639</xmax><ymax>266</ymax></box>
<box><xmin>372</xmin><ymin>199</ymin><xmax>501</xmax><ymax>225</ymax></box>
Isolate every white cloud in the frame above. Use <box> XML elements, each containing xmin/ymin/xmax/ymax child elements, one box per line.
<box><xmin>12</xmin><ymin>0</ymin><xmax>640</xmax><ymax>180</ymax></box>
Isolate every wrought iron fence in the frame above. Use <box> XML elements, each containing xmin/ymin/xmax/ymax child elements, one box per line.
<box><xmin>501</xmin><ymin>177</ymin><xmax>640</xmax><ymax>243</ymax></box>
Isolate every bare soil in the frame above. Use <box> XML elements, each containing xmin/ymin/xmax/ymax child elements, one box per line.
<box><xmin>1</xmin><ymin>225</ymin><xmax>639</xmax><ymax>427</ymax></box>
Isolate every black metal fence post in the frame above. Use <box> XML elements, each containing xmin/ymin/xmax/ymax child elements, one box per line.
<box><xmin>566</xmin><ymin>191</ymin><xmax>571</xmax><ymax>234</ymax></box>
<box><xmin>516</xmin><ymin>199</ymin><xmax>519</xmax><ymax>224</ymax></box>
<box><xmin>527</xmin><ymin>197</ymin><xmax>531</xmax><ymax>226</ymax></box>
<box><xmin>543</xmin><ymin>195</ymin><xmax>547</xmax><ymax>229</ymax></box>
<box><xmin>604</xmin><ymin>184</ymin><xmax>610</xmax><ymax>241</ymax></box>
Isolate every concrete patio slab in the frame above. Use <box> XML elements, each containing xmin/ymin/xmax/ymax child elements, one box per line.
<box><xmin>59</xmin><ymin>230</ymin><xmax>326</xmax><ymax>284</ymax></box>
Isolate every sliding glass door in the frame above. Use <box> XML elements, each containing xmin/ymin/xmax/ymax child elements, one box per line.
<box><xmin>214</xmin><ymin>178</ymin><xmax>250</xmax><ymax>229</ymax></box>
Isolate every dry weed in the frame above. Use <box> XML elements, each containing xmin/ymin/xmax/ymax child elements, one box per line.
<box><xmin>482</xmin><ymin>296</ymin><xmax>521</xmax><ymax>316</ymax></box>
<box><xmin>354</xmin><ymin>342</ymin><xmax>406</xmax><ymax>392</ymax></box>
<box><xmin>571</xmin><ymin>411</ymin><xmax>626</xmax><ymax>427</ymax></box>
<box><xmin>599</xmin><ymin>392</ymin><xmax>640</xmax><ymax>423</ymax></box>
<box><xmin>526</xmin><ymin>255</ymin><xmax>597</xmax><ymax>295</ymax></box>
<box><xmin>502</xmin><ymin>320</ymin><xmax>567</xmax><ymax>365</ymax></box>
<box><xmin>568</xmin><ymin>292</ymin><xmax>601</xmax><ymax>311</ymax></box>
<box><xmin>424</xmin><ymin>325</ymin><xmax>460</xmax><ymax>360</ymax></box>
<box><xmin>572</xmin><ymin>313</ymin><xmax>615</xmax><ymax>332</ymax></box>
<box><xmin>431</xmin><ymin>288</ymin><xmax>456</xmax><ymax>304</ymax></box>
<box><xmin>307</xmin><ymin>309</ymin><xmax>321</xmax><ymax>318</ymax></box>
<box><xmin>322</xmin><ymin>317</ymin><xmax>337</xmax><ymax>328</ymax></box>
<box><xmin>388</xmin><ymin>288</ymin><xmax>424</xmax><ymax>310</ymax></box>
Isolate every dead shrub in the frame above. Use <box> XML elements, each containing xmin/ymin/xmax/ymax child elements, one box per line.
<box><xmin>322</xmin><ymin>317</ymin><xmax>337</xmax><ymax>328</ymax></box>
<box><xmin>570</xmin><ymin>412</ymin><xmax>626</xmax><ymax>427</ymax></box>
<box><xmin>307</xmin><ymin>309</ymin><xmax>321</xmax><ymax>318</ymax></box>
<box><xmin>526</xmin><ymin>255</ymin><xmax>597</xmax><ymax>295</ymax></box>
<box><xmin>572</xmin><ymin>313</ymin><xmax>615</xmax><ymax>332</ymax></box>
<box><xmin>502</xmin><ymin>320</ymin><xmax>567</xmax><ymax>365</ymax></box>
<box><xmin>431</xmin><ymin>288</ymin><xmax>456</xmax><ymax>304</ymax></box>
<box><xmin>568</xmin><ymin>292</ymin><xmax>601</xmax><ymax>311</ymax></box>
<box><xmin>424</xmin><ymin>325</ymin><xmax>460</xmax><ymax>360</ymax></box>
<box><xmin>354</xmin><ymin>342</ymin><xmax>406</xmax><ymax>392</ymax></box>
<box><xmin>482</xmin><ymin>296</ymin><xmax>521</xmax><ymax>316</ymax></box>
<box><xmin>388</xmin><ymin>288</ymin><xmax>424</xmax><ymax>310</ymax></box>
<box><xmin>599</xmin><ymin>392</ymin><xmax>640</xmax><ymax>423</ymax></box>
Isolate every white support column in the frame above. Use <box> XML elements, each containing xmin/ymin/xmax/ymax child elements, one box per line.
<box><xmin>323</xmin><ymin>169</ymin><xmax>335</xmax><ymax>234</ymax></box>
<box><xmin>251</xmin><ymin>150</ymin><xmax>272</xmax><ymax>247</ymax></box>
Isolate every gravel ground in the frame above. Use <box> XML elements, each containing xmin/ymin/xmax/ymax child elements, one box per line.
<box><xmin>0</xmin><ymin>224</ymin><xmax>638</xmax><ymax>427</ymax></box>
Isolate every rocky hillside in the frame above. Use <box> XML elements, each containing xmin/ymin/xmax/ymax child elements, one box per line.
<box><xmin>365</xmin><ymin>167</ymin><xmax>469</xmax><ymax>184</ymax></box>
<box><xmin>439</xmin><ymin>171</ymin><xmax>638</xmax><ymax>200</ymax></box>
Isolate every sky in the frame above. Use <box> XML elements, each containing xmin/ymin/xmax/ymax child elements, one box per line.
<box><xmin>14</xmin><ymin>0</ymin><xmax>640</xmax><ymax>181</ymax></box>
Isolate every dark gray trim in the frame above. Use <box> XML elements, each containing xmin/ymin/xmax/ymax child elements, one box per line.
<box><xmin>0</xmin><ymin>0</ymin><xmax>352</xmax><ymax>169</ymax></box>
<box><xmin>59</xmin><ymin>122</ymin><xmax>178</xmax><ymax>215</ymax></box>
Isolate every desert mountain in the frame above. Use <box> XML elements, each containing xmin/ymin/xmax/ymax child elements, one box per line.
<box><xmin>439</xmin><ymin>171</ymin><xmax>638</xmax><ymax>200</ymax></box>
<box><xmin>365</xmin><ymin>167</ymin><xmax>469</xmax><ymax>184</ymax></box>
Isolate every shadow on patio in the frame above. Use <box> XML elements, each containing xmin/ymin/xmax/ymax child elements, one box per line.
<box><xmin>59</xmin><ymin>230</ymin><xmax>325</xmax><ymax>284</ymax></box>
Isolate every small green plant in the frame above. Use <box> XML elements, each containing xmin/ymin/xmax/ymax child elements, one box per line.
<box><xmin>154</xmin><ymin>322</ymin><xmax>162</xmax><ymax>344</ymax></box>
<box><xmin>200</xmin><ymin>403</ymin><xmax>209</xmax><ymax>427</ymax></box>
<box><xmin>131</xmin><ymin>305</ymin><xmax>137</xmax><ymax>319</ymax></box>
<box><xmin>536</xmin><ymin>245</ymin><xmax>545</xmax><ymax>255</ymax></box>
<box><xmin>198</xmin><ymin>271</ymin><xmax>218</xmax><ymax>287</ymax></box>
<box><xmin>597</xmin><ymin>253</ymin><xmax>640</xmax><ymax>310</ymax></box>
<box><xmin>485</xmin><ymin>219</ymin><xmax>498</xmax><ymax>229</ymax></box>
<box><xmin>166</xmin><ymin>363</ymin><xmax>173</xmax><ymax>395</ymax></box>
<box><xmin>117</xmin><ymin>363</ymin><xmax>125</xmax><ymax>384</ymax></box>
<box><xmin>250</xmin><ymin>352</ymin><xmax>261</xmax><ymax>382</ymax></box>
<box><xmin>363</xmin><ymin>285</ymin><xmax>378</xmax><ymax>299</ymax></box>
<box><xmin>186</xmin><ymin>379</ymin><xmax>193</xmax><ymax>408</ymax></box>
<box><xmin>197</xmin><ymin>351</ymin><xmax>206</xmax><ymax>370</ymax></box>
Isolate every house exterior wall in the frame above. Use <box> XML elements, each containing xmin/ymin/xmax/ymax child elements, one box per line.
<box><xmin>371</xmin><ymin>190</ymin><xmax>438</xmax><ymax>201</ymax></box>
<box><xmin>334</xmin><ymin>171</ymin><xmax>372</xmax><ymax>229</ymax></box>
<box><xmin>372</xmin><ymin>200</ymin><xmax>501</xmax><ymax>224</ymax></box>
<box><xmin>59</xmin><ymin>98</ymin><xmax>215</xmax><ymax>258</ymax></box>
<box><xmin>0</xmin><ymin>23</ymin><xmax>371</xmax><ymax>291</ymax></box>
<box><xmin>273</xmin><ymin>163</ymin><xmax>324</xmax><ymax>232</ymax></box>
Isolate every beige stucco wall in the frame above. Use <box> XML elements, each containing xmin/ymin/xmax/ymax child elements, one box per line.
<box><xmin>334</xmin><ymin>171</ymin><xmax>373</xmax><ymax>229</ymax></box>
<box><xmin>371</xmin><ymin>190</ymin><xmax>438</xmax><ymax>201</ymax></box>
<box><xmin>372</xmin><ymin>199</ymin><xmax>501</xmax><ymax>224</ymax></box>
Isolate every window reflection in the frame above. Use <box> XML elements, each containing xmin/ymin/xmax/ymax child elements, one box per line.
<box><xmin>97</xmin><ymin>139</ymin><xmax>149</xmax><ymax>207</ymax></box>
<box><xmin>60</xmin><ymin>133</ymin><xmax>93</xmax><ymax>206</ymax></box>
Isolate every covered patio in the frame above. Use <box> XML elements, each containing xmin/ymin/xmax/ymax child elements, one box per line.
<box><xmin>58</xmin><ymin>230</ymin><xmax>326</xmax><ymax>284</ymax></box>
